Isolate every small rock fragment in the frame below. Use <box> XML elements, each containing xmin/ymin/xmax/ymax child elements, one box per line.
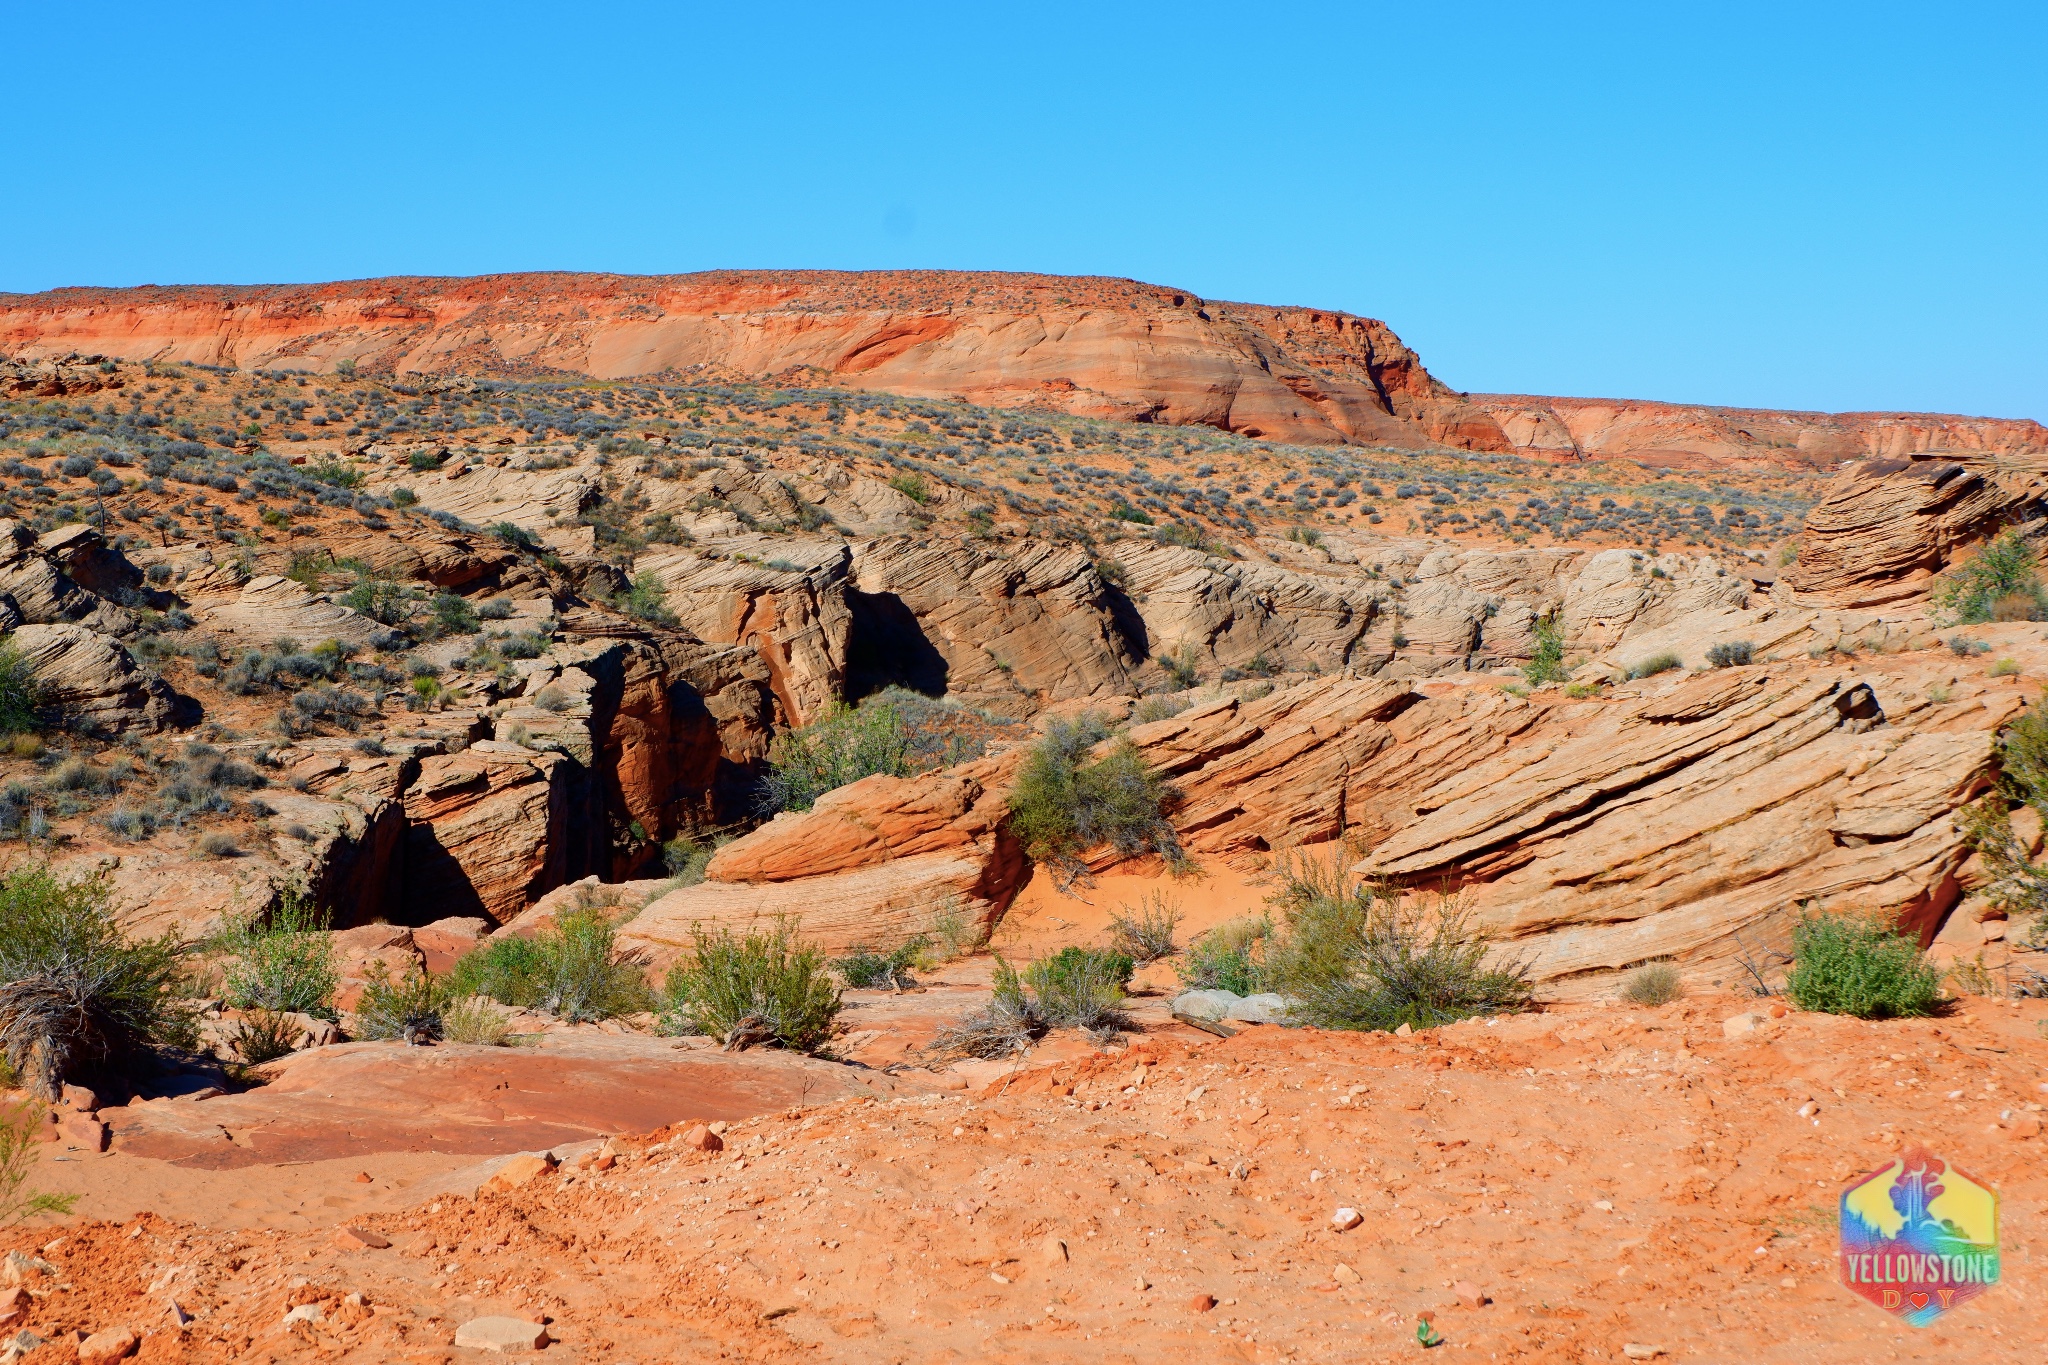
<box><xmin>334</xmin><ymin>1226</ymin><xmax>392</xmax><ymax>1250</ymax></box>
<box><xmin>1453</xmin><ymin>1279</ymin><xmax>1486</xmax><ymax>1307</ymax></box>
<box><xmin>1622</xmin><ymin>1347</ymin><xmax>1666</xmax><ymax>1361</ymax></box>
<box><xmin>1333</xmin><ymin>1263</ymin><xmax>1361</xmax><ymax>1286</ymax></box>
<box><xmin>352</xmin><ymin>1171</ymin><xmax>373</xmax><ymax>1183</ymax></box>
<box><xmin>1721</xmin><ymin>1013</ymin><xmax>1763</xmax><ymax>1039</ymax></box>
<box><xmin>78</xmin><ymin>1327</ymin><xmax>139</xmax><ymax>1365</ymax></box>
<box><xmin>1133</xmin><ymin>1274</ymin><xmax>1152</xmax><ymax>1292</ymax></box>
<box><xmin>1037</xmin><ymin>1235</ymin><xmax>1068</xmax><ymax>1266</ymax></box>
<box><xmin>454</xmin><ymin>1316</ymin><xmax>550</xmax><ymax>1353</ymax></box>
<box><xmin>481</xmin><ymin>1152</ymin><xmax>557</xmax><ymax>1194</ymax></box>
<box><xmin>59</xmin><ymin>1085</ymin><xmax>98</xmax><ymax>1113</ymax></box>
<box><xmin>1187</xmin><ymin>1293</ymin><xmax>1217</xmax><ymax>1313</ymax></box>
<box><xmin>282</xmin><ymin>1304</ymin><xmax>323</xmax><ymax>1327</ymax></box>
<box><xmin>680</xmin><ymin>1124</ymin><xmax>724</xmax><ymax>1152</ymax></box>
<box><xmin>167</xmin><ymin>1301</ymin><xmax>193</xmax><ymax>1327</ymax></box>
<box><xmin>1331</xmin><ymin>1207</ymin><xmax>1363</xmax><ymax>1231</ymax></box>
<box><xmin>1394</xmin><ymin>1022</ymin><xmax>1413</xmax><ymax>1037</ymax></box>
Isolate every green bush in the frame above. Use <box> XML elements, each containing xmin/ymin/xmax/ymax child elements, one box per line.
<box><xmin>888</xmin><ymin>472</ymin><xmax>931</xmax><ymax>504</ymax></box>
<box><xmin>0</xmin><ymin>864</ymin><xmax>187</xmax><ymax>1099</ymax></box>
<box><xmin>215</xmin><ymin>888</ymin><xmax>338</xmax><ymax>1021</ymax></box>
<box><xmin>226</xmin><ymin>1008</ymin><xmax>304</xmax><ymax>1064</ymax></box>
<box><xmin>1785</xmin><ymin>912</ymin><xmax>1943</xmax><ymax>1019</ymax></box>
<box><xmin>0</xmin><ymin>643</ymin><xmax>45</xmax><ymax>736</ymax></box>
<box><xmin>1025</xmin><ymin>946</ymin><xmax>1133</xmax><ymax>1031</ymax></box>
<box><xmin>1106</xmin><ymin>892</ymin><xmax>1182</xmax><ymax>963</ymax></box>
<box><xmin>623</xmin><ymin>571</ymin><xmax>677</xmax><ymax>626</ymax></box>
<box><xmin>442</xmin><ymin>995</ymin><xmax>517</xmax><ymax>1046</ymax></box>
<box><xmin>1620</xmin><ymin>962</ymin><xmax>1682</xmax><ymax>1006</ymax></box>
<box><xmin>431</xmin><ymin>593</ymin><xmax>480</xmax><ymax>635</ymax></box>
<box><xmin>1007</xmin><ymin>717</ymin><xmax>1182</xmax><ymax>878</ymax></box>
<box><xmin>761</xmin><ymin>699</ymin><xmax>917</xmax><ymax>813</ymax></box>
<box><xmin>661</xmin><ymin>834</ymin><xmax>728</xmax><ymax>886</ymax></box>
<box><xmin>659</xmin><ymin>921</ymin><xmax>840</xmax><ymax>1052</ymax></box>
<box><xmin>834</xmin><ymin>936</ymin><xmax>930</xmax><ymax>989</ymax></box>
<box><xmin>1522</xmin><ymin>615</ymin><xmax>1567</xmax><ymax>686</ymax></box>
<box><xmin>1627</xmin><ymin>652</ymin><xmax>1683</xmax><ymax>680</ymax></box>
<box><xmin>1263</xmin><ymin>859</ymin><xmax>1531</xmax><ymax>1032</ymax></box>
<box><xmin>1934</xmin><ymin>529</ymin><xmax>2045</xmax><ymax>625</ymax></box>
<box><xmin>1176</xmin><ymin>915</ymin><xmax>1273</xmax><ymax>994</ymax></box>
<box><xmin>0</xmin><ymin>1102</ymin><xmax>76</xmax><ymax>1222</ymax></box>
<box><xmin>352</xmin><ymin>962</ymin><xmax>445</xmax><ymax>1042</ymax></box>
<box><xmin>445</xmin><ymin>906</ymin><xmax>649</xmax><ymax>1023</ymax></box>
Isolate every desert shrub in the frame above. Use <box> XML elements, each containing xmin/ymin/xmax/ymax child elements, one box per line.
<box><xmin>1935</xmin><ymin>528</ymin><xmax>2045</xmax><ymax>625</ymax></box>
<box><xmin>661</xmin><ymin>834</ymin><xmax>728</xmax><ymax>887</ymax></box>
<box><xmin>888</xmin><ymin>472</ymin><xmax>931</xmax><ymax>504</ymax></box>
<box><xmin>1157</xmin><ymin>642</ymin><xmax>1199</xmax><ymax>689</ymax></box>
<box><xmin>1026</xmin><ymin>946</ymin><xmax>1133</xmax><ymax>1032</ymax></box>
<box><xmin>351</xmin><ymin>961</ymin><xmax>445</xmax><ymax>1043</ymax></box>
<box><xmin>1706</xmin><ymin>640</ymin><xmax>1754</xmax><ymax>668</ymax></box>
<box><xmin>660</xmin><ymin>921</ymin><xmax>840</xmax><ymax>1052</ymax></box>
<box><xmin>444</xmin><ymin>907</ymin><xmax>648</xmax><ymax>1022</ymax></box>
<box><xmin>198</xmin><ymin>832</ymin><xmax>239</xmax><ymax>858</ymax></box>
<box><xmin>1990</xmin><ymin>658</ymin><xmax>2021</xmax><ymax>678</ymax></box>
<box><xmin>1006</xmin><ymin>717</ymin><xmax>1182</xmax><ymax>879</ymax></box>
<box><xmin>215</xmin><ymin>888</ymin><xmax>337</xmax><ymax>1020</ymax></box>
<box><xmin>0</xmin><ymin>864</ymin><xmax>187</xmax><ymax>1099</ymax></box>
<box><xmin>340</xmin><ymin>574</ymin><xmax>411</xmax><ymax>627</ymax></box>
<box><xmin>761</xmin><ymin>699</ymin><xmax>917</xmax><ymax>813</ymax></box>
<box><xmin>0</xmin><ymin>643</ymin><xmax>45</xmax><ymax>735</ymax></box>
<box><xmin>430</xmin><ymin>593</ymin><xmax>480</xmax><ymax>635</ymax></box>
<box><xmin>1132</xmin><ymin>694</ymin><xmax>1190</xmax><ymax>725</ymax></box>
<box><xmin>928</xmin><ymin>895</ymin><xmax>982</xmax><ymax>959</ymax></box>
<box><xmin>1784</xmin><ymin>912</ymin><xmax>1943</xmax><ymax>1019</ymax></box>
<box><xmin>0</xmin><ymin>1102</ymin><xmax>76</xmax><ymax>1222</ymax></box>
<box><xmin>441</xmin><ymin>995</ymin><xmax>517</xmax><ymax>1046</ymax></box>
<box><xmin>1263</xmin><ymin>858</ymin><xmax>1531</xmax><ymax>1032</ymax></box>
<box><xmin>1176</xmin><ymin>915</ymin><xmax>1273</xmax><ymax>994</ymax></box>
<box><xmin>834</xmin><ymin>935</ymin><xmax>930</xmax><ymax>989</ymax></box>
<box><xmin>623</xmin><ymin>571</ymin><xmax>677</xmax><ymax>627</ymax></box>
<box><xmin>1106</xmin><ymin>892</ymin><xmax>1181</xmax><ymax>963</ymax></box>
<box><xmin>1523</xmin><ymin>615</ymin><xmax>1567</xmax><ymax>686</ymax></box>
<box><xmin>1620</xmin><ymin>962</ymin><xmax>1683</xmax><ymax>1006</ymax></box>
<box><xmin>929</xmin><ymin>956</ymin><xmax>1045</xmax><ymax>1058</ymax></box>
<box><xmin>227</xmin><ymin>1008</ymin><xmax>302</xmax><ymax>1064</ymax></box>
<box><xmin>1627</xmin><ymin>652</ymin><xmax>1682</xmax><ymax>680</ymax></box>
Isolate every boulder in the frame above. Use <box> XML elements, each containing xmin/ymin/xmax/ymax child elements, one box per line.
<box><xmin>8</xmin><ymin>623</ymin><xmax>186</xmax><ymax>733</ymax></box>
<box><xmin>401</xmin><ymin>748</ymin><xmax>572</xmax><ymax>925</ymax></box>
<box><xmin>0</xmin><ymin>520</ymin><xmax>134</xmax><ymax>634</ymax></box>
<box><xmin>195</xmin><ymin>574</ymin><xmax>384</xmax><ymax>650</ymax></box>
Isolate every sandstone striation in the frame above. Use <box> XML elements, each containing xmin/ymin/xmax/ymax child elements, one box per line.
<box><xmin>9</xmin><ymin>623</ymin><xmax>186</xmax><ymax>733</ymax></box>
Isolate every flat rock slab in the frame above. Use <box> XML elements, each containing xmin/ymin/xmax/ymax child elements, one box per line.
<box><xmin>100</xmin><ymin>1032</ymin><xmax>877</xmax><ymax>1168</ymax></box>
<box><xmin>455</xmin><ymin>1315</ymin><xmax>550</xmax><ymax>1352</ymax></box>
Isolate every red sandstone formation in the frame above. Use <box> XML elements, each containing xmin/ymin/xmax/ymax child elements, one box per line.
<box><xmin>5</xmin><ymin>271</ymin><xmax>2039</xmax><ymax>465</ymax></box>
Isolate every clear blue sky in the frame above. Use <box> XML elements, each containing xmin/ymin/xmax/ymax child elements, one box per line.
<box><xmin>3</xmin><ymin>2</ymin><xmax>2041</xmax><ymax>420</ymax></box>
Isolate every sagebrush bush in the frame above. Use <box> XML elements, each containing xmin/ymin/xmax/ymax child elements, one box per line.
<box><xmin>215</xmin><ymin>889</ymin><xmax>337</xmax><ymax>1020</ymax></box>
<box><xmin>1627</xmin><ymin>652</ymin><xmax>1683</xmax><ymax>680</ymax></box>
<box><xmin>662</xmin><ymin>834</ymin><xmax>728</xmax><ymax>886</ymax></box>
<box><xmin>1107</xmin><ymin>892</ymin><xmax>1181</xmax><ymax>963</ymax></box>
<box><xmin>1935</xmin><ymin>528</ymin><xmax>2045</xmax><ymax>625</ymax></box>
<box><xmin>1523</xmin><ymin>616</ymin><xmax>1567</xmax><ymax>686</ymax></box>
<box><xmin>834</xmin><ymin>935</ymin><xmax>929</xmax><ymax>989</ymax></box>
<box><xmin>1263</xmin><ymin>858</ymin><xmax>1531</xmax><ymax>1032</ymax></box>
<box><xmin>1705</xmin><ymin>640</ymin><xmax>1754</xmax><ymax>668</ymax></box>
<box><xmin>1176</xmin><ymin>915</ymin><xmax>1273</xmax><ymax>994</ymax></box>
<box><xmin>441</xmin><ymin>995</ymin><xmax>517</xmax><ymax>1046</ymax></box>
<box><xmin>0</xmin><ymin>643</ymin><xmax>45</xmax><ymax>735</ymax></box>
<box><xmin>352</xmin><ymin>961</ymin><xmax>445</xmax><ymax>1043</ymax></box>
<box><xmin>1007</xmin><ymin>717</ymin><xmax>1182</xmax><ymax>878</ymax></box>
<box><xmin>930</xmin><ymin>955</ymin><xmax>1045</xmax><ymax>1058</ymax></box>
<box><xmin>0</xmin><ymin>864</ymin><xmax>187</xmax><ymax>1099</ymax></box>
<box><xmin>445</xmin><ymin>906</ymin><xmax>649</xmax><ymax>1023</ymax></box>
<box><xmin>227</xmin><ymin>1008</ymin><xmax>303</xmax><ymax>1064</ymax></box>
<box><xmin>761</xmin><ymin>699</ymin><xmax>916</xmax><ymax>813</ymax></box>
<box><xmin>1026</xmin><ymin>946</ymin><xmax>1133</xmax><ymax>1033</ymax></box>
<box><xmin>660</xmin><ymin>921</ymin><xmax>840</xmax><ymax>1052</ymax></box>
<box><xmin>1785</xmin><ymin>912</ymin><xmax>1943</xmax><ymax>1019</ymax></box>
<box><xmin>1620</xmin><ymin>962</ymin><xmax>1683</xmax><ymax>1006</ymax></box>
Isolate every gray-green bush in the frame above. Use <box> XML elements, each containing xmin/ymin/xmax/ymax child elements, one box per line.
<box><xmin>445</xmin><ymin>905</ymin><xmax>650</xmax><ymax>1023</ymax></box>
<box><xmin>1176</xmin><ymin>915</ymin><xmax>1273</xmax><ymax>995</ymax></box>
<box><xmin>1006</xmin><ymin>717</ymin><xmax>1182</xmax><ymax>879</ymax></box>
<box><xmin>215</xmin><ymin>888</ymin><xmax>338</xmax><ymax>1021</ymax></box>
<box><xmin>658</xmin><ymin>921</ymin><xmax>840</xmax><ymax>1052</ymax></box>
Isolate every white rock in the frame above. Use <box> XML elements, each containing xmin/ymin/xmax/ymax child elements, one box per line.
<box><xmin>1331</xmin><ymin>1207</ymin><xmax>1363</xmax><ymax>1231</ymax></box>
<box><xmin>454</xmin><ymin>1316</ymin><xmax>551</xmax><ymax>1353</ymax></box>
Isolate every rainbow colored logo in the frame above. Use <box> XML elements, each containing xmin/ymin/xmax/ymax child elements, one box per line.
<box><xmin>1839</xmin><ymin>1144</ymin><xmax>1999</xmax><ymax>1326</ymax></box>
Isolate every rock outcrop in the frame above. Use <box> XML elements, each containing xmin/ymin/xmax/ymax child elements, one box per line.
<box><xmin>9</xmin><ymin>624</ymin><xmax>187</xmax><ymax>733</ymax></box>
<box><xmin>0</xmin><ymin>521</ymin><xmax>136</xmax><ymax>635</ymax></box>
<box><xmin>9</xmin><ymin>272</ymin><xmax>2039</xmax><ymax>464</ymax></box>
<box><xmin>400</xmin><ymin>745</ymin><xmax>572</xmax><ymax>925</ymax></box>
<box><xmin>1784</xmin><ymin>452</ymin><xmax>2048</xmax><ymax>608</ymax></box>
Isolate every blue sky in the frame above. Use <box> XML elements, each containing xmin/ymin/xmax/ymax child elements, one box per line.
<box><xmin>2</xmin><ymin>2</ymin><xmax>2041</xmax><ymax>419</ymax></box>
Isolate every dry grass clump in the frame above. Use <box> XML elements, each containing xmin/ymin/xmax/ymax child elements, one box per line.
<box><xmin>1620</xmin><ymin>962</ymin><xmax>1683</xmax><ymax>1006</ymax></box>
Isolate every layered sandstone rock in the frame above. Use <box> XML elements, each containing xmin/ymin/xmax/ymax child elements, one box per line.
<box><xmin>10</xmin><ymin>624</ymin><xmax>186</xmax><ymax>733</ymax></box>
<box><xmin>1783</xmin><ymin>453</ymin><xmax>2048</xmax><ymax>608</ymax></box>
<box><xmin>400</xmin><ymin>745</ymin><xmax>571</xmax><ymax>925</ymax></box>
<box><xmin>0</xmin><ymin>520</ymin><xmax>135</xmax><ymax>635</ymax></box>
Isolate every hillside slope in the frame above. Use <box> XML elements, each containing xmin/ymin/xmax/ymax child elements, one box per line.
<box><xmin>5</xmin><ymin>270</ymin><xmax>2041</xmax><ymax>466</ymax></box>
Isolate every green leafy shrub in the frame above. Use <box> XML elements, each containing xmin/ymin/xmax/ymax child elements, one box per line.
<box><xmin>659</xmin><ymin>921</ymin><xmax>840</xmax><ymax>1052</ymax></box>
<box><xmin>761</xmin><ymin>699</ymin><xmax>916</xmax><ymax>813</ymax></box>
<box><xmin>1784</xmin><ymin>912</ymin><xmax>1943</xmax><ymax>1019</ymax></box>
<box><xmin>1523</xmin><ymin>615</ymin><xmax>1567</xmax><ymax>686</ymax></box>
<box><xmin>1025</xmin><ymin>946</ymin><xmax>1133</xmax><ymax>1032</ymax></box>
<box><xmin>834</xmin><ymin>936</ymin><xmax>930</xmax><ymax>989</ymax></box>
<box><xmin>1132</xmin><ymin>694</ymin><xmax>1190</xmax><ymax>725</ymax></box>
<box><xmin>1934</xmin><ymin>529</ymin><xmax>2045</xmax><ymax>625</ymax></box>
<box><xmin>441</xmin><ymin>995</ymin><xmax>517</xmax><ymax>1046</ymax></box>
<box><xmin>1107</xmin><ymin>892</ymin><xmax>1182</xmax><ymax>963</ymax></box>
<box><xmin>1176</xmin><ymin>915</ymin><xmax>1273</xmax><ymax>994</ymax></box>
<box><xmin>1263</xmin><ymin>858</ymin><xmax>1531</xmax><ymax>1032</ymax></box>
<box><xmin>1706</xmin><ymin>640</ymin><xmax>1754</xmax><ymax>668</ymax></box>
<box><xmin>928</xmin><ymin>896</ymin><xmax>982</xmax><ymax>960</ymax></box>
<box><xmin>888</xmin><ymin>472</ymin><xmax>931</xmax><ymax>504</ymax></box>
<box><xmin>0</xmin><ymin>1102</ymin><xmax>76</xmax><ymax>1222</ymax></box>
<box><xmin>623</xmin><ymin>571</ymin><xmax>677</xmax><ymax>626</ymax></box>
<box><xmin>0</xmin><ymin>864</ymin><xmax>187</xmax><ymax>1099</ymax></box>
<box><xmin>1627</xmin><ymin>652</ymin><xmax>1682</xmax><ymax>680</ymax></box>
<box><xmin>352</xmin><ymin>961</ymin><xmax>445</xmax><ymax>1042</ymax></box>
<box><xmin>0</xmin><ymin>643</ymin><xmax>46</xmax><ymax>735</ymax></box>
<box><xmin>215</xmin><ymin>888</ymin><xmax>337</xmax><ymax>1020</ymax></box>
<box><xmin>1990</xmin><ymin>658</ymin><xmax>2021</xmax><ymax>678</ymax></box>
<box><xmin>1620</xmin><ymin>962</ymin><xmax>1682</xmax><ymax>1006</ymax></box>
<box><xmin>445</xmin><ymin>907</ymin><xmax>649</xmax><ymax>1023</ymax></box>
<box><xmin>431</xmin><ymin>593</ymin><xmax>480</xmax><ymax>636</ymax></box>
<box><xmin>661</xmin><ymin>834</ymin><xmax>728</xmax><ymax>887</ymax></box>
<box><xmin>1007</xmin><ymin>718</ymin><xmax>1183</xmax><ymax>879</ymax></box>
<box><xmin>1156</xmin><ymin>643</ymin><xmax>1199</xmax><ymax>690</ymax></box>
